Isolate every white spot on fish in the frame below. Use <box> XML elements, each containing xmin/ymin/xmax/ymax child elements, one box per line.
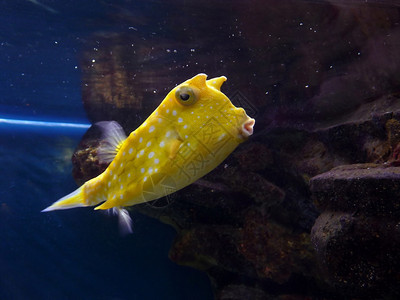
<box><xmin>178</xmin><ymin>117</ymin><xmax>183</xmax><ymax>123</ymax></box>
<box><xmin>129</xmin><ymin>148</ymin><xmax>133</xmax><ymax>154</ymax></box>
<box><xmin>143</xmin><ymin>176</ymin><xmax>148</xmax><ymax>182</ymax></box>
<box><xmin>139</xmin><ymin>149</ymin><xmax>144</xmax><ymax>156</ymax></box>
<box><xmin>197</xmin><ymin>116</ymin><xmax>200</xmax><ymax>119</ymax></box>
<box><xmin>158</xmin><ymin>118</ymin><xmax>162</xmax><ymax>123</ymax></box>
<box><xmin>185</xmin><ymin>135</ymin><xmax>188</xmax><ymax>139</ymax></box>
<box><xmin>146</xmin><ymin>141</ymin><xmax>152</xmax><ymax>147</ymax></box>
<box><xmin>120</xmin><ymin>184</ymin><xmax>123</xmax><ymax>190</ymax></box>
<box><xmin>155</xmin><ymin>111</ymin><xmax>159</xmax><ymax>116</ymax></box>
<box><xmin>148</xmin><ymin>152</ymin><xmax>155</xmax><ymax>158</ymax></box>
<box><xmin>128</xmin><ymin>173</ymin><xmax>131</xmax><ymax>177</ymax></box>
<box><xmin>155</xmin><ymin>168</ymin><xmax>158</xmax><ymax>173</ymax></box>
<box><xmin>148</xmin><ymin>167</ymin><xmax>153</xmax><ymax>174</ymax></box>
<box><xmin>166</xmin><ymin>109</ymin><xmax>170</xmax><ymax>113</ymax></box>
<box><xmin>123</xmin><ymin>151</ymin><xmax>126</xmax><ymax>156</ymax></box>
<box><xmin>166</xmin><ymin>131</ymin><xmax>171</xmax><ymax>137</ymax></box>
<box><xmin>210</xmin><ymin>106</ymin><xmax>213</xmax><ymax>109</ymax></box>
<box><xmin>110</xmin><ymin>170</ymin><xmax>113</xmax><ymax>175</ymax></box>
<box><xmin>160</xmin><ymin>141</ymin><xmax>165</xmax><ymax>147</ymax></box>
<box><xmin>120</xmin><ymin>195</ymin><xmax>123</xmax><ymax>199</ymax></box>
<box><xmin>120</xmin><ymin>163</ymin><xmax>123</xmax><ymax>167</ymax></box>
<box><xmin>149</xmin><ymin>125</ymin><xmax>155</xmax><ymax>133</ymax></box>
<box><xmin>113</xmin><ymin>175</ymin><xmax>117</xmax><ymax>180</ymax></box>
<box><xmin>183</xmin><ymin>124</ymin><xmax>188</xmax><ymax>129</ymax></box>
<box><xmin>139</xmin><ymin>137</ymin><xmax>143</xmax><ymax>143</ymax></box>
<box><xmin>141</xmin><ymin>168</ymin><xmax>145</xmax><ymax>173</ymax></box>
<box><xmin>191</xmin><ymin>111</ymin><xmax>194</xmax><ymax>114</ymax></box>
<box><xmin>172</xmin><ymin>110</ymin><xmax>177</xmax><ymax>116</ymax></box>
<box><xmin>108</xmin><ymin>182</ymin><xmax>111</xmax><ymax>187</ymax></box>
<box><xmin>154</xmin><ymin>158</ymin><xmax>160</xmax><ymax>164</ymax></box>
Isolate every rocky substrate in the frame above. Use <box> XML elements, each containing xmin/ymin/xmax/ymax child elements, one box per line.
<box><xmin>70</xmin><ymin>110</ymin><xmax>400</xmax><ymax>299</ymax></box>
<box><xmin>69</xmin><ymin>1</ymin><xmax>400</xmax><ymax>298</ymax></box>
<box><xmin>310</xmin><ymin>164</ymin><xmax>400</xmax><ymax>299</ymax></box>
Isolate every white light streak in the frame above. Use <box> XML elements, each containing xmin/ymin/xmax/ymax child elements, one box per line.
<box><xmin>0</xmin><ymin>118</ymin><xmax>91</xmax><ymax>129</ymax></box>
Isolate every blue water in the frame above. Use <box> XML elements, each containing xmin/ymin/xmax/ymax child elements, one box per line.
<box><xmin>0</xmin><ymin>125</ymin><xmax>212</xmax><ymax>300</ymax></box>
<box><xmin>0</xmin><ymin>1</ymin><xmax>212</xmax><ymax>299</ymax></box>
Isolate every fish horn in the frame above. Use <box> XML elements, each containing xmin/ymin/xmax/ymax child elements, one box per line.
<box><xmin>207</xmin><ymin>76</ymin><xmax>227</xmax><ymax>91</ymax></box>
<box><xmin>188</xmin><ymin>73</ymin><xmax>207</xmax><ymax>87</ymax></box>
<box><xmin>42</xmin><ymin>186</ymin><xmax>86</xmax><ymax>212</ymax></box>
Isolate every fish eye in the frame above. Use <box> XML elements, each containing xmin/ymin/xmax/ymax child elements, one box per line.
<box><xmin>175</xmin><ymin>86</ymin><xmax>197</xmax><ymax>106</ymax></box>
<box><xmin>180</xmin><ymin>93</ymin><xmax>190</xmax><ymax>101</ymax></box>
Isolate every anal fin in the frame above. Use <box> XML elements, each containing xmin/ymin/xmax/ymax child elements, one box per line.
<box><xmin>108</xmin><ymin>207</ymin><xmax>133</xmax><ymax>235</ymax></box>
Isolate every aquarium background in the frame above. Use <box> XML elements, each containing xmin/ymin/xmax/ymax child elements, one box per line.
<box><xmin>1</xmin><ymin>0</ymin><xmax>400</xmax><ymax>299</ymax></box>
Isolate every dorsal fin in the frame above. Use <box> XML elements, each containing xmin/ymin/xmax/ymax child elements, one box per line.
<box><xmin>96</xmin><ymin>121</ymin><xmax>127</xmax><ymax>163</ymax></box>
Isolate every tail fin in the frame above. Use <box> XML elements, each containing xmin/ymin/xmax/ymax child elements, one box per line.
<box><xmin>42</xmin><ymin>186</ymin><xmax>86</xmax><ymax>212</ymax></box>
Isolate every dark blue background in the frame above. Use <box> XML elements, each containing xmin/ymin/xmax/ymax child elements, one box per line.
<box><xmin>0</xmin><ymin>1</ymin><xmax>212</xmax><ymax>299</ymax></box>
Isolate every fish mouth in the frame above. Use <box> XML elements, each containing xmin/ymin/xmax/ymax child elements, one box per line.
<box><xmin>240</xmin><ymin>117</ymin><xmax>255</xmax><ymax>139</ymax></box>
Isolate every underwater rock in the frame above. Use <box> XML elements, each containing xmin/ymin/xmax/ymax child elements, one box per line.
<box><xmin>70</xmin><ymin>1</ymin><xmax>400</xmax><ymax>297</ymax></box>
<box><xmin>169</xmin><ymin>225</ymin><xmax>254</xmax><ymax>275</ymax></box>
<box><xmin>310</xmin><ymin>164</ymin><xmax>400</xmax><ymax>298</ymax></box>
<box><xmin>216</xmin><ymin>284</ymin><xmax>269</xmax><ymax>300</ymax></box>
<box><xmin>70</xmin><ymin>106</ymin><xmax>400</xmax><ymax>298</ymax></box>
<box><xmin>71</xmin><ymin>124</ymin><xmax>109</xmax><ymax>186</ymax></box>
<box><xmin>239</xmin><ymin>0</ymin><xmax>400</xmax><ymax>130</ymax></box>
<box><xmin>167</xmin><ymin>207</ymin><xmax>317</xmax><ymax>285</ymax></box>
<box><xmin>311</xmin><ymin>164</ymin><xmax>400</xmax><ymax>217</ymax></box>
<box><xmin>78</xmin><ymin>0</ymin><xmax>400</xmax><ymax>133</ymax></box>
<box><xmin>237</xmin><ymin>209</ymin><xmax>316</xmax><ymax>284</ymax></box>
<box><xmin>80</xmin><ymin>33</ymin><xmax>197</xmax><ymax>132</ymax></box>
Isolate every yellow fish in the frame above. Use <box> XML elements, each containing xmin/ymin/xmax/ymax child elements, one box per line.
<box><xmin>43</xmin><ymin>74</ymin><xmax>255</xmax><ymax>233</ymax></box>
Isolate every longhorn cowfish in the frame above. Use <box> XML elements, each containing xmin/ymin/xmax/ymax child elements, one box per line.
<box><xmin>43</xmin><ymin>74</ymin><xmax>255</xmax><ymax>233</ymax></box>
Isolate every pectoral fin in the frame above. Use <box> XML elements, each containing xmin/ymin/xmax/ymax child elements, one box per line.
<box><xmin>169</xmin><ymin>138</ymin><xmax>183</xmax><ymax>160</ymax></box>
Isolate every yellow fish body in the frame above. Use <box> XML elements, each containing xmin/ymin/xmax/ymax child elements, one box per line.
<box><xmin>43</xmin><ymin>74</ymin><xmax>255</xmax><ymax>232</ymax></box>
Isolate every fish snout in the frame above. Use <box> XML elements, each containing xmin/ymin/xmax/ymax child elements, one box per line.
<box><xmin>240</xmin><ymin>117</ymin><xmax>255</xmax><ymax>139</ymax></box>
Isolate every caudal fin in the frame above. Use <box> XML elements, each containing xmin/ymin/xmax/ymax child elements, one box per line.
<box><xmin>42</xmin><ymin>186</ymin><xmax>86</xmax><ymax>212</ymax></box>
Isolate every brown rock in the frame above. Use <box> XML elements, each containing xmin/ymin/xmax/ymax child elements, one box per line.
<box><xmin>310</xmin><ymin>164</ymin><xmax>400</xmax><ymax>298</ymax></box>
<box><xmin>238</xmin><ymin>209</ymin><xmax>316</xmax><ymax>284</ymax></box>
<box><xmin>71</xmin><ymin>124</ymin><xmax>109</xmax><ymax>185</ymax></box>
<box><xmin>311</xmin><ymin>211</ymin><xmax>400</xmax><ymax>298</ymax></box>
<box><xmin>310</xmin><ymin>164</ymin><xmax>400</xmax><ymax>217</ymax></box>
